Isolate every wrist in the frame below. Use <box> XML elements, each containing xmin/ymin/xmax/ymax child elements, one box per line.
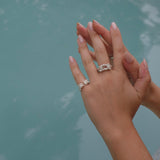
<box><xmin>100</xmin><ymin>121</ymin><xmax>153</xmax><ymax>160</ymax></box>
<box><xmin>99</xmin><ymin>117</ymin><xmax>133</xmax><ymax>145</ymax></box>
<box><xmin>142</xmin><ymin>81</ymin><xmax>160</xmax><ymax>118</ymax></box>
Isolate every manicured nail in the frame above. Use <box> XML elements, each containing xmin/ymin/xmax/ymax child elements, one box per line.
<box><xmin>112</xmin><ymin>22</ymin><xmax>117</xmax><ymax>30</ymax></box>
<box><xmin>93</xmin><ymin>19</ymin><xmax>99</xmax><ymax>24</ymax></box>
<box><xmin>69</xmin><ymin>56</ymin><xmax>75</xmax><ymax>63</ymax></box>
<box><xmin>139</xmin><ymin>59</ymin><xmax>147</xmax><ymax>78</ymax></box>
<box><xmin>124</xmin><ymin>52</ymin><xmax>133</xmax><ymax>64</ymax></box>
<box><xmin>78</xmin><ymin>35</ymin><xmax>84</xmax><ymax>43</ymax></box>
<box><xmin>77</xmin><ymin>22</ymin><xmax>83</xmax><ymax>28</ymax></box>
<box><xmin>143</xmin><ymin>59</ymin><xmax>148</xmax><ymax>70</ymax></box>
<box><xmin>88</xmin><ymin>22</ymin><xmax>93</xmax><ymax>30</ymax></box>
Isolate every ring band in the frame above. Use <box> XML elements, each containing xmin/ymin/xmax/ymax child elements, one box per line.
<box><xmin>110</xmin><ymin>56</ymin><xmax>114</xmax><ymax>60</ymax></box>
<box><xmin>97</xmin><ymin>63</ymin><xmax>112</xmax><ymax>72</ymax></box>
<box><xmin>78</xmin><ymin>79</ymin><xmax>90</xmax><ymax>91</ymax></box>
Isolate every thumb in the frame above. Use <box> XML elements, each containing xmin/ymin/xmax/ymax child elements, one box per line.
<box><xmin>134</xmin><ymin>59</ymin><xmax>151</xmax><ymax>99</ymax></box>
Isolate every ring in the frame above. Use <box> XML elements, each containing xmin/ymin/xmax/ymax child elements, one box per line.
<box><xmin>97</xmin><ymin>63</ymin><xmax>112</xmax><ymax>72</ymax></box>
<box><xmin>78</xmin><ymin>79</ymin><xmax>90</xmax><ymax>91</ymax></box>
<box><xmin>110</xmin><ymin>56</ymin><xmax>114</xmax><ymax>60</ymax></box>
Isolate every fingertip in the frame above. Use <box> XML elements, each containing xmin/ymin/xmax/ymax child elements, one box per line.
<box><xmin>143</xmin><ymin>59</ymin><xmax>148</xmax><ymax>70</ymax></box>
<box><xmin>92</xmin><ymin>19</ymin><xmax>99</xmax><ymax>26</ymax></box>
<box><xmin>77</xmin><ymin>23</ymin><xmax>85</xmax><ymax>35</ymax></box>
<box><xmin>92</xmin><ymin>19</ymin><xmax>103</xmax><ymax>33</ymax></box>
<box><xmin>139</xmin><ymin>59</ymin><xmax>149</xmax><ymax>79</ymax></box>
<box><xmin>77</xmin><ymin>35</ymin><xmax>85</xmax><ymax>44</ymax></box>
<box><xmin>77</xmin><ymin>35</ymin><xmax>88</xmax><ymax>52</ymax></box>
<box><xmin>69</xmin><ymin>56</ymin><xmax>75</xmax><ymax>64</ymax></box>
<box><xmin>111</xmin><ymin>22</ymin><xmax>118</xmax><ymax>30</ymax></box>
<box><xmin>110</xmin><ymin>22</ymin><xmax>120</xmax><ymax>35</ymax></box>
<box><xmin>77</xmin><ymin>22</ymin><xmax>83</xmax><ymax>28</ymax></box>
<box><xmin>87</xmin><ymin>21</ymin><xmax>93</xmax><ymax>31</ymax></box>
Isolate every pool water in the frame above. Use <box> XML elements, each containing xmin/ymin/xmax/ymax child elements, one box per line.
<box><xmin>0</xmin><ymin>0</ymin><xmax>160</xmax><ymax>159</ymax></box>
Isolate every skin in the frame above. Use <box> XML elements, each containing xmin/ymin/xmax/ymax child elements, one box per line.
<box><xmin>69</xmin><ymin>22</ymin><xmax>152</xmax><ymax>160</ymax></box>
<box><xmin>77</xmin><ymin>20</ymin><xmax>160</xmax><ymax>118</ymax></box>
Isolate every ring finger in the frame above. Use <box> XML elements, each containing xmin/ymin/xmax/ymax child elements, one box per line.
<box><xmin>69</xmin><ymin>56</ymin><xmax>89</xmax><ymax>90</ymax></box>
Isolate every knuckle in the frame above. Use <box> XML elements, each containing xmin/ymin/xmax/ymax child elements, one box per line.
<box><xmin>83</xmin><ymin>58</ymin><xmax>93</xmax><ymax>67</ymax></box>
<box><xmin>81</xmin><ymin>85</ymin><xmax>93</xmax><ymax>97</ymax></box>
<box><xmin>116</xmin><ymin>46</ymin><xmax>125</xmax><ymax>54</ymax></box>
<box><xmin>79</xmin><ymin>43</ymin><xmax>87</xmax><ymax>51</ymax></box>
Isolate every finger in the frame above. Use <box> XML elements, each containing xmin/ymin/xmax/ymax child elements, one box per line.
<box><xmin>78</xmin><ymin>47</ymin><xmax>96</xmax><ymax>61</ymax></box>
<box><xmin>134</xmin><ymin>59</ymin><xmax>151</xmax><ymax>99</ymax></box>
<box><xmin>100</xmin><ymin>36</ymin><xmax>113</xmax><ymax>56</ymax></box>
<box><xmin>110</xmin><ymin>22</ymin><xmax>125</xmax><ymax>69</ymax></box>
<box><xmin>92</xmin><ymin>20</ymin><xmax>113</xmax><ymax>56</ymax></box>
<box><xmin>122</xmin><ymin>52</ymin><xmax>140</xmax><ymax>83</ymax></box>
<box><xmin>93</xmin><ymin>20</ymin><xmax>112</xmax><ymax>46</ymax></box>
<box><xmin>69</xmin><ymin>56</ymin><xmax>87</xmax><ymax>84</ymax></box>
<box><xmin>77</xmin><ymin>35</ymin><xmax>98</xmax><ymax>80</ymax></box>
<box><xmin>77</xmin><ymin>23</ymin><xmax>92</xmax><ymax>46</ymax></box>
<box><xmin>77</xmin><ymin>23</ymin><xmax>112</xmax><ymax>55</ymax></box>
<box><xmin>87</xmin><ymin>22</ymin><xmax>110</xmax><ymax>66</ymax></box>
<box><xmin>93</xmin><ymin>20</ymin><xmax>128</xmax><ymax>54</ymax></box>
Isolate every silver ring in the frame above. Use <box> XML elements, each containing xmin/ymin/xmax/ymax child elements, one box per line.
<box><xmin>78</xmin><ymin>79</ymin><xmax>90</xmax><ymax>91</ymax></box>
<box><xmin>110</xmin><ymin>56</ymin><xmax>114</xmax><ymax>60</ymax></box>
<box><xmin>97</xmin><ymin>63</ymin><xmax>112</xmax><ymax>72</ymax></box>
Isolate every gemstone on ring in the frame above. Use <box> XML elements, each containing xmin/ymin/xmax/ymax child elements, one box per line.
<box><xmin>83</xmin><ymin>79</ymin><xmax>90</xmax><ymax>85</ymax></box>
<box><xmin>97</xmin><ymin>63</ymin><xmax>112</xmax><ymax>72</ymax></box>
<box><xmin>78</xmin><ymin>79</ymin><xmax>90</xmax><ymax>91</ymax></box>
<box><xmin>78</xmin><ymin>82</ymin><xmax>85</xmax><ymax>91</ymax></box>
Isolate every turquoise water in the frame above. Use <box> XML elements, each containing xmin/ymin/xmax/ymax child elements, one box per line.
<box><xmin>0</xmin><ymin>0</ymin><xmax>160</xmax><ymax>159</ymax></box>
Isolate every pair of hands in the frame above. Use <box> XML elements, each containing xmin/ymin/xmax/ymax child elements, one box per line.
<box><xmin>70</xmin><ymin>20</ymin><xmax>151</xmax><ymax>133</ymax></box>
<box><xmin>69</xmin><ymin>20</ymin><xmax>154</xmax><ymax>160</ymax></box>
<box><xmin>76</xmin><ymin>20</ymin><xmax>160</xmax><ymax>118</ymax></box>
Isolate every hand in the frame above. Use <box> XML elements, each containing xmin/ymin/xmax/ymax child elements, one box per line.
<box><xmin>77</xmin><ymin>20</ymin><xmax>160</xmax><ymax>118</ymax></box>
<box><xmin>70</xmin><ymin>22</ymin><xmax>152</xmax><ymax>160</ymax></box>
<box><xmin>70</xmin><ymin>21</ymin><xmax>150</xmax><ymax>137</ymax></box>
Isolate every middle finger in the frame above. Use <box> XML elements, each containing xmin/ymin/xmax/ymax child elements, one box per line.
<box><xmin>87</xmin><ymin>22</ymin><xmax>110</xmax><ymax>66</ymax></box>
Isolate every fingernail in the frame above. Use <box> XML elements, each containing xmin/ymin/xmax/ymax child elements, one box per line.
<box><xmin>143</xmin><ymin>59</ymin><xmax>148</xmax><ymax>70</ymax></box>
<box><xmin>78</xmin><ymin>35</ymin><xmax>84</xmax><ymax>43</ymax></box>
<box><xmin>111</xmin><ymin>22</ymin><xmax>117</xmax><ymax>30</ymax></box>
<box><xmin>88</xmin><ymin>22</ymin><xmax>93</xmax><ymax>30</ymax></box>
<box><xmin>124</xmin><ymin>52</ymin><xmax>133</xmax><ymax>64</ymax></box>
<box><xmin>139</xmin><ymin>59</ymin><xmax>147</xmax><ymax>78</ymax></box>
<box><xmin>69</xmin><ymin>56</ymin><xmax>75</xmax><ymax>63</ymax></box>
<box><xmin>93</xmin><ymin>19</ymin><xmax>99</xmax><ymax>24</ymax></box>
<box><xmin>77</xmin><ymin>22</ymin><xmax>83</xmax><ymax>28</ymax></box>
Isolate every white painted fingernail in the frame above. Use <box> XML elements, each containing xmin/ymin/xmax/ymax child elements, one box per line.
<box><xmin>69</xmin><ymin>56</ymin><xmax>74</xmax><ymax>63</ymax></box>
<box><xmin>143</xmin><ymin>59</ymin><xmax>148</xmax><ymax>70</ymax></box>
<box><xmin>78</xmin><ymin>35</ymin><xmax>84</xmax><ymax>43</ymax></box>
<box><xmin>112</xmin><ymin>22</ymin><xmax>117</xmax><ymax>30</ymax></box>
<box><xmin>88</xmin><ymin>22</ymin><xmax>93</xmax><ymax>30</ymax></box>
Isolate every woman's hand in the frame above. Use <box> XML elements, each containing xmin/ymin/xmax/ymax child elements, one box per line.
<box><xmin>77</xmin><ymin>20</ymin><xmax>160</xmax><ymax>118</ymax></box>
<box><xmin>70</xmin><ymin>22</ymin><xmax>152</xmax><ymax>160</ymax></box>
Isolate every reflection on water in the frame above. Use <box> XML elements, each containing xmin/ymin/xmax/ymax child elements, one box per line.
<box><xmin>0</xmin><ymin>0</ymin><xmax>159</xmax><ymax>159</ymax></box>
